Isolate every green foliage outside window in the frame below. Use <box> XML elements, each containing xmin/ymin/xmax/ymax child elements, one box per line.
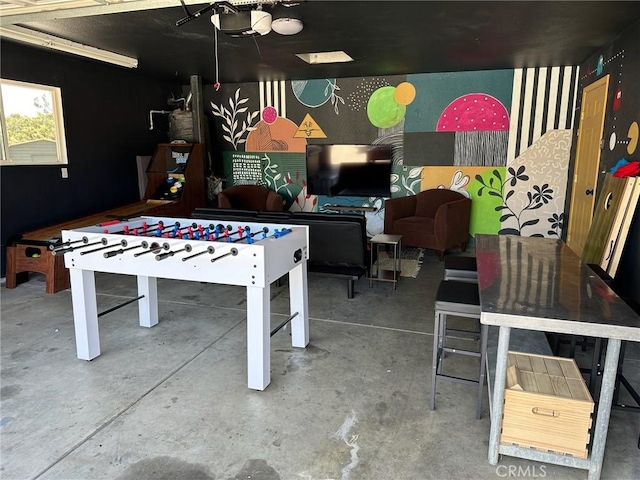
<box><xmin>1</xmin><ymin>80</ymin><xmax>67</xmax><ymax>164</ymax></box>
<box><xmin>5</xmin><ymin>113</ymin><xmax>56</xmax><ymax>144</ymax></box>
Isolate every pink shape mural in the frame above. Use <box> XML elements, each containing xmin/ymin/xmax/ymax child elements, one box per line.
<box><xmin>437</xmin><ymin>93</ymin><xmax>509</xmax><ymax>132</ymax></box>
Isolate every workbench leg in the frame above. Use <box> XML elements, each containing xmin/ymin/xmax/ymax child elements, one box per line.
<box><xmin>137</xmin><ymin>276</ymin><xmax>158</xmax><ymax>328</ymax></box>
<box><xmin>70</xmin><ymin>268</ymin><xmax>100</xmax><ymax>360</ymax></box>
<box><xmin>588</xmin><ymin>339</ymin><xmax>621</xmax><ymax>480</ymax></box>
<box><xmin>488</xmin><ymin>325</ymin><xmax>511</xmax><ymax>465</ymax></box>
<box><xmin>246</xmin><ymin>285</ymin><xmax>270</xmax><ymax>391</ymax></box>
<box><xmin>289</xmin><ymin>261</ymin><xmax>309</xmax><ymax>349</ymax></box>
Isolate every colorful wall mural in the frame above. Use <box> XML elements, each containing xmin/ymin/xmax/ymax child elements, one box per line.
<box><xmin>211</xmin><ymin>88</ymin><xmax>259</xmax><ymax>150</ymax></box>
<box><xmin>206</xmin><ymin>66</ymin><xmax>580</xmax><ymax>239</ymax></box>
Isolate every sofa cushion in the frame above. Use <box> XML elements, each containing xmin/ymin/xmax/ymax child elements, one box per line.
<box><xmin>394</xmin><ymin>216</ymin><xmax>435</xmax><ymax>234</ymax></box>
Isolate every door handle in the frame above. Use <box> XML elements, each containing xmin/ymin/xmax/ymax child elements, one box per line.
<box><xmin>586</xmin><ymin>189</ymin><xmax>594</xmax><ymax>195</ymax></box>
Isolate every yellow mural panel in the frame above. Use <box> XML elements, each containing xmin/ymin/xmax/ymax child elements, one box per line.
<box><xmin>294</xmin><ymin>113</ymin><xmax>327</xmax><ymax>139</ymax></box>
<box><xmin>420</xmin><ymin>166</ymin><xmax>488</xmax><ymax>192</ymax></box>
<box><xmin>420</xmin><ymin>166</ymin><xmax>503</xmax><ymax>236</ymax></box>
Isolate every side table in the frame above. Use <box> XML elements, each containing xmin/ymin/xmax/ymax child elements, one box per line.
<box><xmin>369</xmin><ymin>234</ymin><xmax>402</xmax><ymax>290</ymax></box>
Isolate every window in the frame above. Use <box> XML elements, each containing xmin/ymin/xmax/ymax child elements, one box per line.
<box><xmin>0</xmin><ymin>79</ymin><xmax>68</xmax><ymax>165</ymax></box>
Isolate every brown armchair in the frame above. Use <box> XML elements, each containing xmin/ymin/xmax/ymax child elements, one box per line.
<box><xmin>384</xmin><ymin>189</ymin><xmax>471</xmax><ymax>260</ymax></box>
<box><xmin>218</xmin><ymin>185</ymin><xmax>284</xmax><ymax>211</ymax></box>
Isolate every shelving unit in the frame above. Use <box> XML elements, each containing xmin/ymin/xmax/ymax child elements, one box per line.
<box><xmin>141</xmin><ymin>142</ymin><xmax>206</xmax><ymax>217</ymax></box>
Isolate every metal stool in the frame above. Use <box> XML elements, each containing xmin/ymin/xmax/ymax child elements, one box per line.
<box><xmin>430</xmin><ymin>280</ymin><xmax>488</xmax><ymax>419</ymax></box>
<box><xmin>444</xmin><ymin>255</ymin><xmax>478</xmax><ymax>283</ymax></box>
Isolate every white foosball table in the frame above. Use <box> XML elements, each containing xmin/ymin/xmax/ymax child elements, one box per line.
<box><xmin>55</xmin><ymin>215</ymin><xmax>310</xmax><ymax>390</ymax></box>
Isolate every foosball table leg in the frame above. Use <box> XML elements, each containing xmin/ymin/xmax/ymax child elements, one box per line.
<box><xmin>70</xmin><ymin>268</ymin><xmax>100</xmax><ymax>360</ymax></box>
<box><xmin>289</xmin><ymin>261</ymin><xmax>309</xmax><ymax>348</ymax></box>
<box><xmin>137</xmin><ymin>276</ymin><xmax>158</xmax><ymax>328</ymax></box>
<box><xmin>246</xmin><ymin>285</ymin><xmax>271</xmax><ymax>391</ymax></box>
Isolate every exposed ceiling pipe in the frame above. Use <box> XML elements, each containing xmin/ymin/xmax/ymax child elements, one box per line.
<box><xmin>168</xmin><ymin>91</ymin><xmax>193</xmax><ymax>110</ymax></box>
<box><xmin>149</xmin><ymin>110</ymin><xmax>171</xmax><ymax>131</ymax></box>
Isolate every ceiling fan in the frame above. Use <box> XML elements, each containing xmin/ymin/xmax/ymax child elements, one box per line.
<box><xmin>176</xmin><ymin>0</ymin><xmax>303</xmax><ymax>36</ymax></box>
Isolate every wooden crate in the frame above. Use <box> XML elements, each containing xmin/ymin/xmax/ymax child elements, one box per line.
<box><xmin>500</xmin><ymin>351</ymin><xmax>594</xmax><ymax>459</ymax></box>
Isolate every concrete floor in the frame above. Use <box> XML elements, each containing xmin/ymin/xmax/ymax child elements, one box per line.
<box><xmin>1</xmin><ymin>249</ymin><xmax>639</xmax><ymax>480</ymax></box>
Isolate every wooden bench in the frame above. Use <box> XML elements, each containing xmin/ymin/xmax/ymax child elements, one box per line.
<box><xmin>5</xmin><ymin>143</ymin><xmax>206</xmax><ymax>294</ymax></box>
<box><xmin>6</xmin><ymin>201</ymin><xmax>185</xmax><ymax>294</ymax></box>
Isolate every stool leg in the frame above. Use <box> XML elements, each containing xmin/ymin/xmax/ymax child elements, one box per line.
<box><xmin>430</xmin><ymin>311</ymin><xmax>442</xmax><ymax>410</ymax></box>
<box><xmin>437</xmin><ymin>313</ymin><xmax>447</xmax><ymax>371</ymax></box>
<box><xmin>569</xmin><ymin>335</ymin><xmax>577</xmax><ymax>357</ymax></box>
<box><xmin>442</xmin><ymin>315</ymin><xmax>448</xmax><ymax>356</ymax></box>
<box><xmin>552</xmin><ymin>334</ymin><xmax>561</xmax><ymax>355</ymax></box>
<box><xmin>589</xmin><ymin>337</ymin><xmax>603</xmax><ymax>395</ymax></box>
<box><xmin>476</xmin><ymin>323</ymin><xmax>489</xmax><ymax>420</ymax></box>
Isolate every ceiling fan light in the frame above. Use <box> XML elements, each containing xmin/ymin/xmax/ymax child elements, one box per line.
<box><xmin>271</xmin><ymin>17</ymin><xmax>303</xmax><ymax>35</ymax></box>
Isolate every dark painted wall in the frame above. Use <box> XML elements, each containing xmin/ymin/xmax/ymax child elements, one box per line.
<box><xmin>615</xmin><ymin>205</ymin><xmax>640</xmax><ymax>306</ymax></box>
<box><xmin>575</xmin><ymin>20</ymin><xmax>640</xmax><ymax>177</ymax></box>
<box><xmin>1</xmin><ymin>42</ymin><xmax>179</xmax><ymax>275</ymax></box>
<box><xmin>573</xmin><ymin>20</ymin><xmax>640</xmax><ymax>304</ymax></box>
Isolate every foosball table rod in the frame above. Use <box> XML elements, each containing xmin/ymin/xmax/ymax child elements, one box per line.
<box><xmin>51</xmin><ymin>238</ymin><xmax>108</xmax><ymax>256</ymax></box>
<box><xmin>270</xmin><ymin>311</ymin><xmax>299</xmax><ymax>337</ymax></box>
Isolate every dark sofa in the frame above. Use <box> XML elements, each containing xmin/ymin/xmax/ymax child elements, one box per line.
<box><xmin>192</xmin><ymin>208</ymin><xmax>368</xmax><ymax>298</ymax></box>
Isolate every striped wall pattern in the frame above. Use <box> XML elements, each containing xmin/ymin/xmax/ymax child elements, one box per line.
<box><xmin>454</xmin><ymin>130</ymin><xmax>509</xmax><ymax>166</ymax></box>
<box><xmin>507</xmin><ymin>66</ymin><xmax>580</xmax><ymax>162</ymax></box>
<box><xmin>259</xmin><ymin>80</ymin><xmax>287</xmax><ymax>118</ymax></box>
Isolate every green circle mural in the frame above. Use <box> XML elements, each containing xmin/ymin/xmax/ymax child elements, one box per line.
<box><xmin>367</xmin><ymin>86</ymin><xmax>406</xmax><ymax>128</ymax></box>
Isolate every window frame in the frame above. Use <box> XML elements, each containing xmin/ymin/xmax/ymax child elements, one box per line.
<box><xmin>0</xmin><ymin>78</ymin><xmax>69</xmax><ymax>166</ymax></box>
